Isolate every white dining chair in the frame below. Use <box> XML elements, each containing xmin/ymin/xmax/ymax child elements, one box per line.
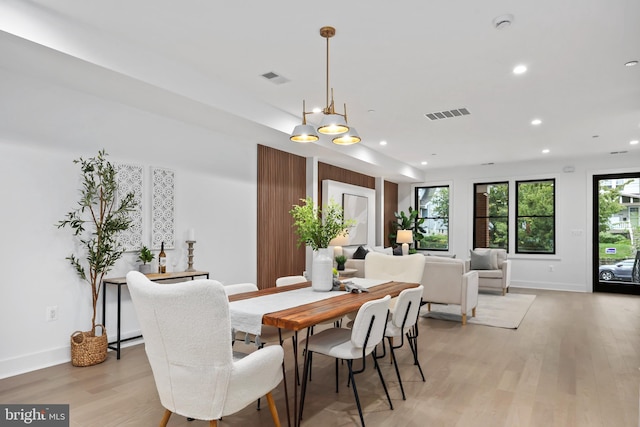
<box><xmin>298</xmin><ymin>295</ymin><xmax>393</xmax><ymax>427</ymax></box>
<box><xmin>125</xmin><ymin>271</ymin><xmax>283</xmax><ymax>427</ymax></box>
<box><xmin>380</xmin><ymin>285</ymin><xmax>425</xmax><ymax>400</ymax></box>
<box><xmin>275</xmin><ymin>275</ymin><xmax>307</xmax><ymax>287</ymax></box>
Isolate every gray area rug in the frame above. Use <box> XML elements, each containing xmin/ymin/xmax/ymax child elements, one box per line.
<box><xmin>420</xmin><ymin>292</ymin><xmax>536</xmax><ymax>329</ymax></box>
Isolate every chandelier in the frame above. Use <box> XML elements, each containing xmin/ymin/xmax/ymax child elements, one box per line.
<box><xmin>290</xmin><ymin>26</ymin><xmax>361</xmax><ymax>145</ymax></box>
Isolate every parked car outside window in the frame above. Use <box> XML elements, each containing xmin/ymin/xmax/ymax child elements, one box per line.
<box><xmin>598</xmin><ymin>259</ymin><xmax>636</xmax><ymax>281</ymax></box>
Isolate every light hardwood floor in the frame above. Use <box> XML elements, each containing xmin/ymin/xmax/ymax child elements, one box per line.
<box><xmin>1</xmin><ymin>288</ymin><xmax>639</xmax><ymax>427</ymax></box>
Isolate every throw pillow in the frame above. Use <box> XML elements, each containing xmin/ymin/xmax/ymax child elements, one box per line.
<box><xmin>352</xmin><ymin>245</ymin><xmax>369</xmax><ymax>260</ymax></box>
<box><xmin>342</xmin><ymin>246</ymin><xmax>357</xmax><ymax>259</ymax></box>
<box><xmin>372</xmin><ymin>246</ymin><xmax>393</xmax><ymax>256</ymax></box>
<box><xmin>469</xmin><ymin>249</ymin><xmax>494</xmax><ymax>270</ymax></box>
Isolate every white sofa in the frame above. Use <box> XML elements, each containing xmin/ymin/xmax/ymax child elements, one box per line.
<box><xmin>464</xmin><ymin>248</ymin><xmax>511</xmax><ymax>295</ymax></box>
<box><xmin>340</xmin><ymin>245</ymin><xmax>393</xmax><ymax>278</ymax></box>
<box><xmin>421</xmin><ymin>256</ymin><xmax>479</xmax><ymax>325</ymax></box>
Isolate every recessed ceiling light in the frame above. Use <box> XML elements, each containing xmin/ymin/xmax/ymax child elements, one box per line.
<box><xmin>513</xmin><ymin>64</ymin><xmax>527</xmax><ymax>75</ymax></box>
<box><xmin>421</xmin><ymin>161</ymin><xmax>427</xmax><ymax>165</ymax></box>
<box><xmin>531</xmin><ymin>118</ymin><xmax>542</xmax><ymax>125</ymax></box>
<box><xmin>542</xmin><ymin>149</ymin><xmax>550</xmax><ymax>154</ymax></box>
<box><xmin>625</xmin><ymin>60</ymin><xmax>638</xmax><ymax>67</ymax></box>
<box><xmin>379</xmin><ymin>140</ymin><xmax>387</xmax><ymax>146</ymax></box>
<box><xmin>630</xmin><ymin>140</ymin><xmax>639</xmax><ymax>145</ymax></box>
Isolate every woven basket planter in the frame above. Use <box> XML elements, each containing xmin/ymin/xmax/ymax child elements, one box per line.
<box><xmin>70</xmin><ymin>324</ymin><xmax>108</xmax><ymax>367</ymax></box>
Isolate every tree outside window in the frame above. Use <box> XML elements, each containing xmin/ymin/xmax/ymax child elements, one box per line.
<box><xmin>516</xmin><ymin>179</ymin><xmax>555</xmax><ymax>254</ymax></box>
<box><xmin>415</xmin><ymin>186</ymin><xmax>449</xmax><ymax>250</ymax></box>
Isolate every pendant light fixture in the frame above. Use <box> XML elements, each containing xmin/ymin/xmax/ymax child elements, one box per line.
<box><xmin>290</xmin><ymin>26</ymin><xmax>361</xmax><ymax>145</ymax></box>
<box><xmin>290</xmin><ymin>100</ymin><xmax>319</xmax><ymax>143</ymax></box>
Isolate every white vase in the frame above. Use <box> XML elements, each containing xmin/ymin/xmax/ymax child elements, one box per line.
<box><xmin>311</xmin><ymin>248</ymin><xmax>333</xmax><ymax>292</ymax></box>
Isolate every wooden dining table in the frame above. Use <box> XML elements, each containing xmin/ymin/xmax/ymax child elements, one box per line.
<box><xmin>228</xmin><ymin>280</ymin><xmax>420</xmax><ymax>427</ymax></box>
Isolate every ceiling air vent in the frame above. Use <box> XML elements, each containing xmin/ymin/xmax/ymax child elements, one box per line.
<box><xmin>425</xmin><ymin>107</ymin><xmax>470</xmax><ymax>121</ymax></box>
<box><xmin>261</xmin><ymin>71</ymin><xmax>290</xmax><ymax>85</ymax></box>
<box><xmin>610</xmin><ymin>150</ymin><xmax>628</xmax><ymax>155</ymax></box>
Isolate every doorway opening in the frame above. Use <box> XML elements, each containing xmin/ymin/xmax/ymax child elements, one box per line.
<box><xmin>593</xmin><ymin>173</ymin><xmax>640</xmax><ymax>294</ymax></box>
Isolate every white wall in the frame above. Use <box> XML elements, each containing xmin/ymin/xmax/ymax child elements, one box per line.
<box><xmin>322</xmin><ymin>180</ymin><xmax>376</xmax><ymax>247</ymax></box>
<box><xmin>0</xmin><ymin>138</ymin><xmax>257</xmax><ymax>379</ymax></box>
<box><xmin>399</xmin><ymin>154</ymin><xmax>640</xmax><ymax>293</ymax></box>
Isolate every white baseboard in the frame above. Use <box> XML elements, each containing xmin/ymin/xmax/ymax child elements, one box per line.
<box><xmin>0</xmin><ymin>329</ymin><xmax>143</xmax><ymax>380</ymax></box>
<box><xmin>512</xmin><ymin>280</ymin><xmax>590</xmax><ymax>293</ymax></box>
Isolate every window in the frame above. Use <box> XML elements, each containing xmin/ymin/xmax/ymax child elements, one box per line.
<box><xmin>473</xmin><ymin>182</ymin><xmax>508</xmax><ymax>249</ymax></box>
<box><xmin>415</xmin><ymin>185</ymin><xmax>449</xmax><ymax>250</ymax></box>
<box><xmin>516</xmin><ymin>179</ymin><xmax>555</xmax><ymax>254</ymax></box>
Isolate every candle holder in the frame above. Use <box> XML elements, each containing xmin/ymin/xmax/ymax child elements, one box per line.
<box><xmin>186</xmin><ymin>240</ymin><xmax>196</xmax><ymax>272</ymax></box>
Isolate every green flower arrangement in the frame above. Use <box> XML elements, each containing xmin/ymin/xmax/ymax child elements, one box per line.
<box><xmin>289</xmin><ymin>197</ymin><xmax>354</xmax><ymax>250</ymax></box>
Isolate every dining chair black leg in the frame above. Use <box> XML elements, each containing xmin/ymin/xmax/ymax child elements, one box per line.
<box><xmin>347</xmin><ymin>360</ymin><xmax>366</xmax><ymax>427</ymax></box>
<box><xmin>407</xmin><ymin>331</ymin><xmax>425</xmax><ymax>382</ymax></box>
<box><xmin>387</xmin><ymin>337</ymin><xmax>406</xmax><ymax>400</ymax></box>
<box><xmin>335</xmin><ymin>358</ymin><xmax>340</xmax><ymax>393</ymax></box>
<box><xmin>372</xmin><ymin>351</ymin><xmax>394</xmax><ymax>410</ymax></box>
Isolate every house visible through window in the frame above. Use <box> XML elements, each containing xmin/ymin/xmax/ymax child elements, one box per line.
<box><xmin>415</xmin><ymin>185</ymin><xmax>449</xmax><ymax>251</ymax></box>
<box><xmin>473</xmin><ymin>182</ymin><xmax>508</xmax><ymax>249</ymax></box>
<box><xmin>516</xmin><ymin>179</ymin><xmax>555</xmax><ymax>254</ymax></box>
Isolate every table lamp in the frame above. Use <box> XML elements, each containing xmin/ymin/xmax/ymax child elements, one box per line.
<box><xmin>330</xmin><ymin>232</ymin><xmax>349</xmax><ymax>260</ymax></box>
<box><xmin>396</xmin><ymin>230</ymin><xmax>413</xmax><ymax>256</ymax></box>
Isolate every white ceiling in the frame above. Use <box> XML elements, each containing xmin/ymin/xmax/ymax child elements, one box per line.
<box><xmin>0</xmin><ymin>0</ymin><xmax>639</xmax><ymax>182</ymax></box>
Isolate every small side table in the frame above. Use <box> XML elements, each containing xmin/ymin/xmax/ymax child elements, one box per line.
<box><xmin>337</xmin><ymin>268</ymin><xmax>358</xmax><ymax>279</ymax></box>
<box><xmin>102</xmin><ymin>270</ymin><xmax>209</xmax><ymax>359</ymax></box>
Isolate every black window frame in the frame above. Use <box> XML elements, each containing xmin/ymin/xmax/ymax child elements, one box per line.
<box><xmin>473</xmin><ymin>181</ymin><xmax>509</xmax><ymax>251</ymax></box>
<box><xmin>515</xmin><ymin>178</ymin><xmax>556</xmax><ymax>254</ymax></box>
<box><xmin>414</xmin><ymin>185</ymin><xmax>450</xmax><ymax>251</ymax></box>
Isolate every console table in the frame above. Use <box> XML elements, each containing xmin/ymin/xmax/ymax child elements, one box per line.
<box><xmin>102</xmin><ymin>270</ymin><xmax>209</xmax><ymax>359</ymax></box>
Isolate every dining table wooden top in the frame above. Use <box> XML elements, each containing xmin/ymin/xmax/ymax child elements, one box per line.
<box><xmin>227</xmin><ymin>280</ymin><xmax>420</xmax><ymax>331</ymax></box>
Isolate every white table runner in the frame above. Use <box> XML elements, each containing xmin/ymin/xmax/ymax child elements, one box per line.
<box><xmin>229</xmin><ymin>278</ymin><xmax>388</xmax><ymax>336</ymax></box>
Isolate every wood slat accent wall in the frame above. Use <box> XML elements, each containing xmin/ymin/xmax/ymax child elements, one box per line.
<box><xmin>317</xmin><ymin>162</ymin><xmax>376</xmax><ymax>203</ymax></box>
<box><xmin>384</xmin><ymin>180</ymin><xmax>399</xmax><ymax>247</ymax></box>
<box><xmin>257</xmin><ymin>145</ymin><xmax>306</xmax><ymax>289</ymax></box>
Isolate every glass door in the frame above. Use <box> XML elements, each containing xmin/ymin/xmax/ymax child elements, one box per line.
<box><xmin>593</xmin><ymin>173</ymin><xmax>640</xmax><ymax>294</ymax></box>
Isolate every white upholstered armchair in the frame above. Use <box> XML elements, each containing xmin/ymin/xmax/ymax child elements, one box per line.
<box><xmin>465</xmin><ymin>248</ymin><xmax>511</xmax><ymax>295</ymax></box>
<box><xmin>126</xmin><ymin>271</ymin><xmax>284</xmax><ymax>427</ymax></box>
<box><xmin>422</xmin><ymin>257</ymin><xmax>479</xmax><ymax>325</ymax></box>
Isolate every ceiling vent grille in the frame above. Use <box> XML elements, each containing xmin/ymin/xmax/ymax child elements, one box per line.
<box><xmin>425</xmin><ymin>107</ymin><xmax>470</xmax><ymax>121</ymax></box>
<box><xmin>261</xmin><ymin>71</ymin><xmax>290</xmax><ymax>85</ymax></box>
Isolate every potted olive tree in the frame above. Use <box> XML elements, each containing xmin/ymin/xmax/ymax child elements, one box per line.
<box><xmin>290</xmin><ymin>197</ymin><xmax>353</xmax><ymax>291</ymax></box>
<box><xmin>57</xmin><ymin>150</ymin><xmax>136</xmax><ymax>366</ymax></box>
